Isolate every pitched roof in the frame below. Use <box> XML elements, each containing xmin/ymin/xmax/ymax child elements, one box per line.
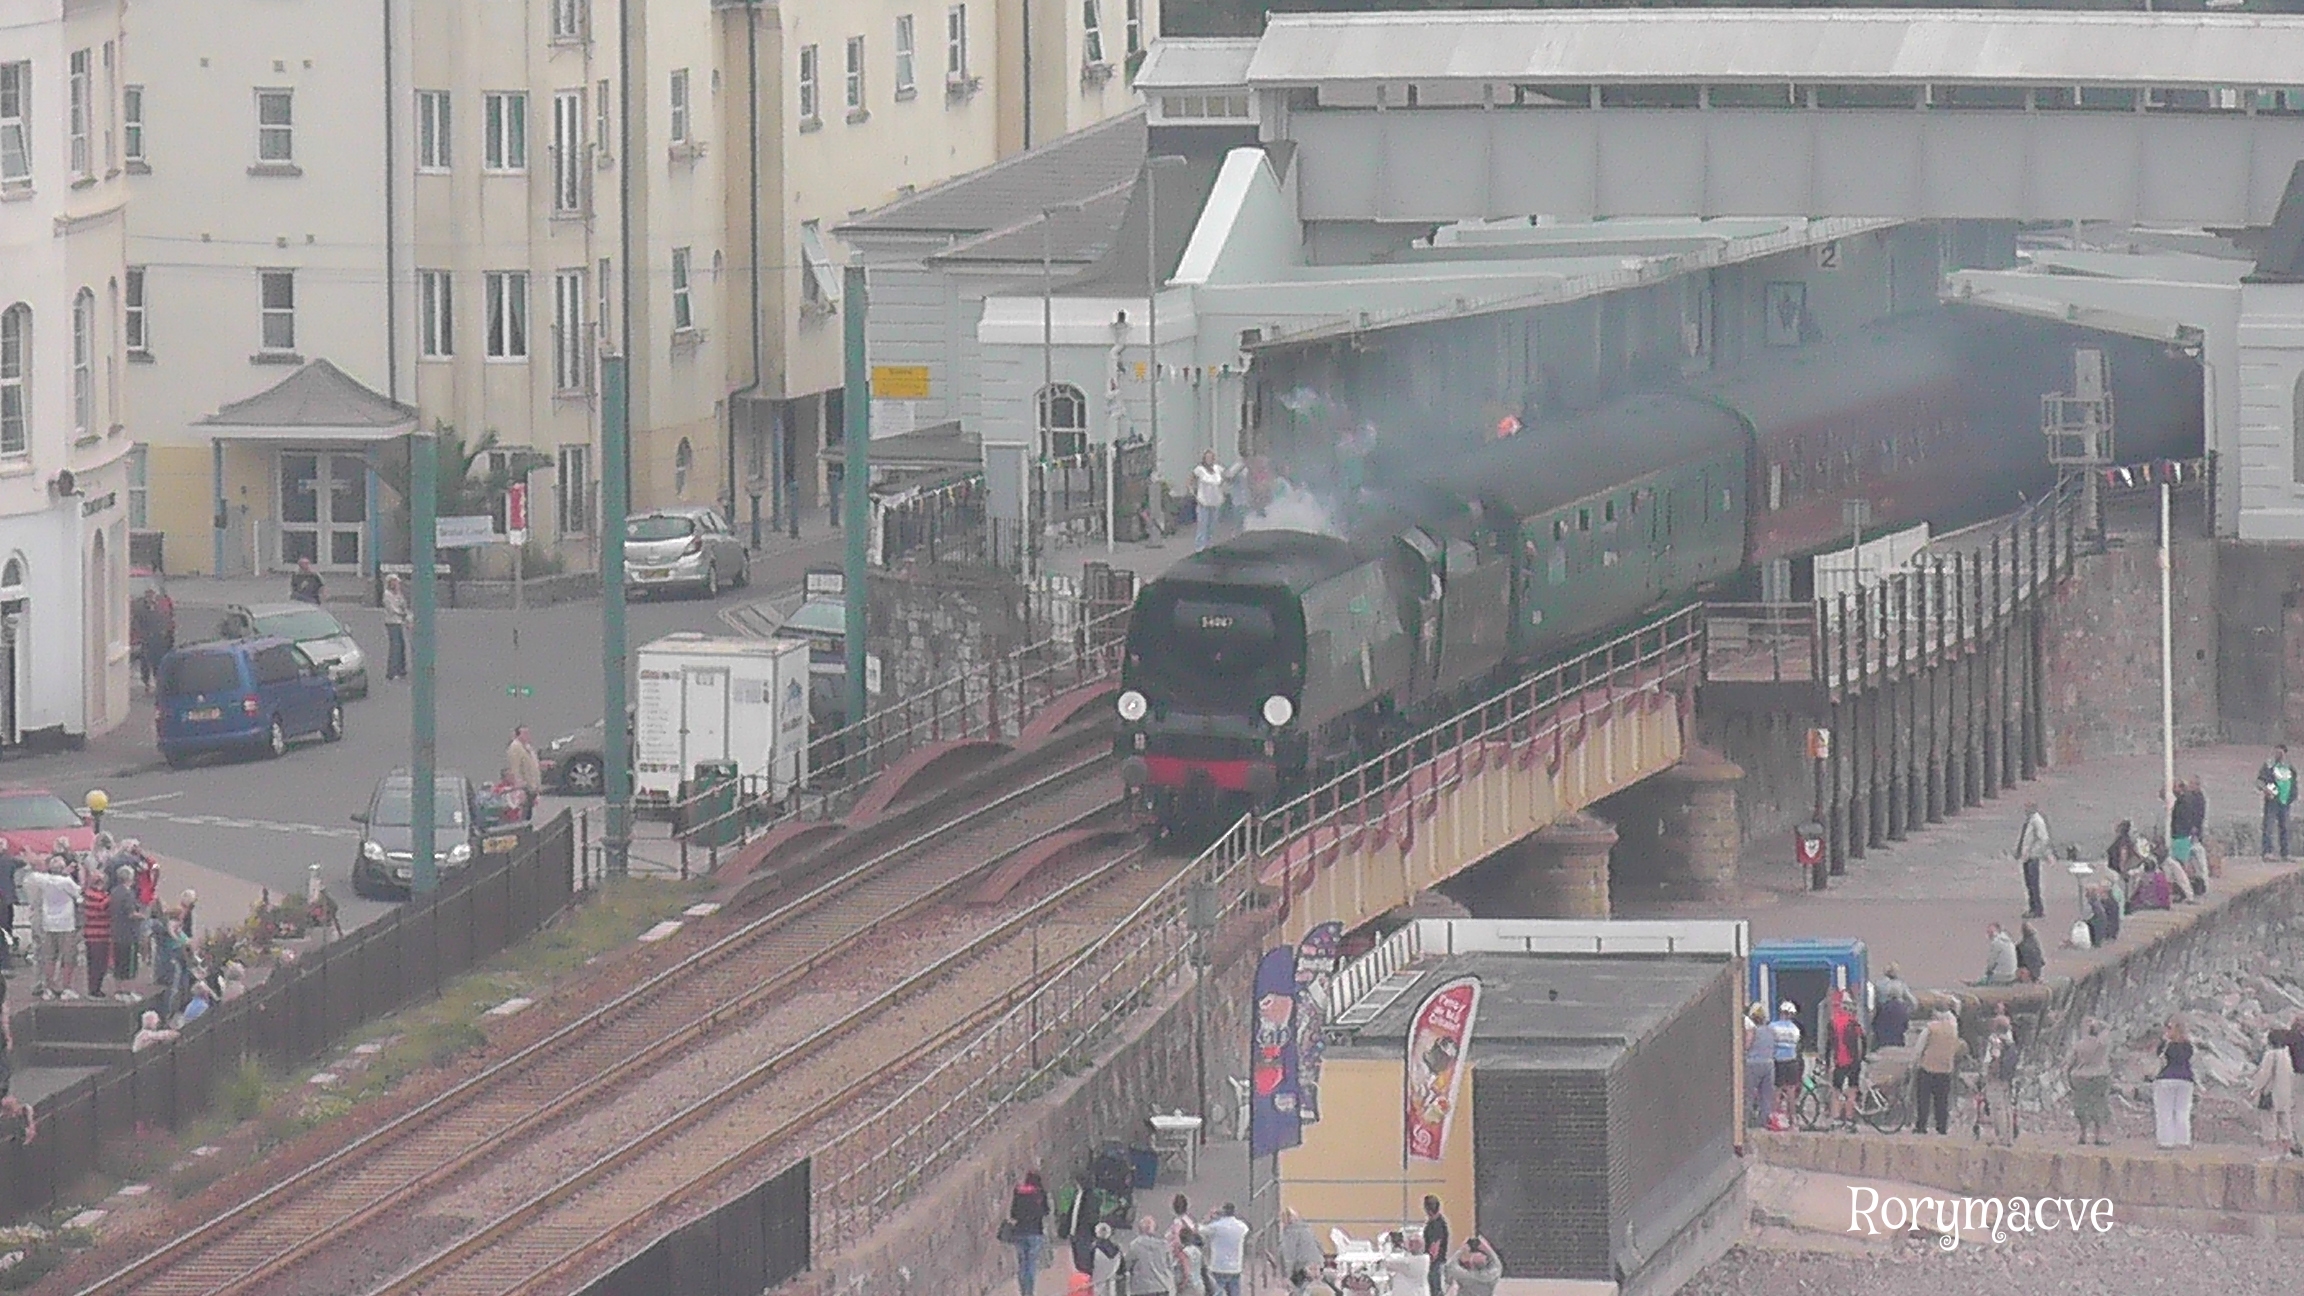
<box><xmin>1135</xmin><ymin>37</ymin><xmax>1259</xmax><ymax>91</ymax></box>
<box><xmin>928</xmin><ymin>180</ymin><xmax>1137</xmax><ymax>267</ymax></box>
<box><xmin>838</xmin><ymin>109</ymin><xmax>1148</xmax><ymax>237</ymax></box>
<box><xmin>1054</xmin><ymin>149</ymin><xmax>1226</xmax><ymax>298</ymax></box>
<box><xmin>197</xmin><ymin>359</ymin><xmax>416</xmax><ymax>431</ymax></box>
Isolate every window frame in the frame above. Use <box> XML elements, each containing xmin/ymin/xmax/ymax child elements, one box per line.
<box><xmin>1125</xmin><ymin>0</ymin><xmax>1144</xmax><ymax>56</ymax></box>
<box><xmin>550</xmin><ymin>0</ymin><xmax>586</xmax><ymax>43</ymax></box>
<box><xmin>124</xmin><ymin>266</ymin><xmax>146</xmax><ymax>354</ymax></box>
<box><xmin>845</xmin><ymin>37</ymin><xmax>866</xmax><ymax>115</ymax></box>
<box><xmin>0</xmin><ymin>304</ymin><xmax>25</xmax><ymax>457</ymax></box>
<box><xmin>798</xmin><ymin>45</ymin><xmax>820</xmax><ymax>124</ymax></box>
<box><xmin>669</xmin><ymin>247</ymin><xmax>694</xmax><ymax>333</ymax></box>
<box><xmin>101</xmin><ymin>43</ymin><xmax>116</xmax><ymax>172</ymax></box>
<box><xmin>596</xmin><ymin>79</ymin><xmax>611</xmax><ymax>163</ymax></box>
<box><xmin>947</xmin><ymin>5</ymin><xmax>969</xmax><ymax>81</ymax></box>
<box><xmin>1083</xmin><ymin>1</ymin><xmax>1105</xmax><ymax>67</ymax></box>
<box><xmin>551</xmin><ymin>88</ymin><xmax>583</xmax><ymax>212</ymax></box>
<box><xmin>122</xmin><ymin>83</ymin><xmax>143</xmax><ymax>164</ymax></box>
<box><xmin>68</xmin><ymin>49</ymin><xmax>91</xmax><ymax>178</ymax></box>
<box><xmin>668</xmin><ymin>68</ymin><xmax>690</xmax><ymax>144</ymax></box>
<box><xmin>483</xmin><ymin>91</ymin><xmax>528</xmax><ymax>172</ymax></box>
<box><xmin>556</xmin><ymin>443</ymin><xmax>591</xmax><ymax>535</ymax></box>
<box><xmin>894</xmin><ymin>14</ymin><xmax>917</xmax><ymax>98</ymax></box>
<box><xmin>418</xmin><ymin>269</ymin><xmax>453</xmax><ymax>359</ymax></box>
<box><xmin>258</xmin><ymin>269</ymin><xmax>296</xmax><ymax>354</ymax></box>
<box><xmin>416</xmin><ymin>90</ymin><xmax>451</xmax><ymax>171</ymax></box>
<box><xmin>1037</xmin><ymin>383</ymin><xmax>1088</xmax><ymax>459</ymax></box>
<box><xmin>553</xmin><ymin>267</ymin><xmax>587</xmax><ymax>392</ymax></box>
<box><xmin>0</xmin><ymin>63</ymin><xmax>30</xmax><ymax>189</ymax></box>
<box><xmin>71</xmin><ymin>288</ymin><xmax>93</xmax><ymax>436</ymax></box>
<box><xmin>254</xmin><ymin>87</ymin><xmax>294</xmax><ymax>164</ymax></box>
<box><xmin>127</xmin><ymin>444</ymin><xmax>149</xmax><ymax>528</ymax></box>
<box><xmin>484</xmin><ymin>270</ymin><xmax>529</xmax><ymax>360</ymax></box>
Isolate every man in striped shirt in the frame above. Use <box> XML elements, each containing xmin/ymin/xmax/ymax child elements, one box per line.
<box><xmin>80</xmin><ymin>871</ymin><xmax>113</xmax><ymax>999</ymax></box>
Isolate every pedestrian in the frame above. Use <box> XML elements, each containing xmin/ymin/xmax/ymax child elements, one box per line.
<box><xmin>1165</xmin><ymin>1194</ymin><xmax>1197</xmax><ymax>1276</ymax></box>
<box><xmin>1279</xmin><ymin>1209</ymin><xmax>1327</xmax><ymax>1296</ymax></box>
<box><xmin>2252</xmin><ymin>1029</ymin><xmax>2297</xmax><ymax>1160</ymax></box>
<box><xmin>382</xmin><ymin>572</ymin><xmax>411</xmax><ymax>681</ymax></box>
<box><xmin>2015</xmin><ymin>802</ymin><xmax>2052</xmax><ymax>918</ymax></box>
<box><xmin>1379</xmin><ymin>1233</ymin><xmax>1427</xmax><ymax>1296</ymax></box>
<box><xmin>130</xmin><ymin>588</ymin><xmax>161</xmax><ymax>691</ymax></box>
<box><xmin>1419</xmin><ymin>1195</ymin><xmax>1449</xmax><ymax>1296</ymax></box>
<box><xmin>1202</xmin><ymin>1204</ymin><xmax>1249</xmax><ymax>1296</ymax></box>
<box><xmin>1190</xmin><ymin>452</ymin><xmax>1234</xmax><ymax>552</ymax></box>
<box><xmin>1914</xmin><ymin>1004</ymin><xmax>1965</xmax><ymax>1135</ymax></box>
<box><xmin>1769</xmin><ymin>1001</ymin><xmax>1803</xmax><ymax>1118</ymax></box>
<box><xmin>0</xmin><ymin>976</ymin><xmax>12</xmax><ymax>1097</ymax></box>
<box><xmin>0</xmin><ymin>847</ymin><xmax>18</xmax><ymax>972</ymax></box>
<box><xmin>2106</xmin><ymin>819</ymin><xmax>2141</xmax><ymax>877</ymax></box>
<box><xmin>2065</xmin><ymin>1017</ymin><xmax>2114</xmax><ymax>1146</ymax></box>
<box><xmin>505</xmin><ymin>725</ymin><xmax>544</xmax><ymax>809</ymax></box>
<box><xmin>1090</xmin><ymin>1224</ymin><xmax>1125</xmax><ymax>1296</ymax></box>
<box><xmin>1175</xmin><ymin>1229</ymin><xmax>1209</xmax><ymax>1296</ymax></box>
<box><xmin>1979</xmin><ymin>922</ymin><xmax>2018</xmax><ymax>985</ymax></box>
<box><xmin>1981</xmin><ymin>1007</ymin><xmax>2018</xmax><ymax>1144</ymax></box>
<box><xmin>79</xmin><ymin>870</ymin><xmax>111</xmax><ymax>999</ymax></box>
<box><xmin>179</xmin><ymin>981</ymin><xmax>212</xmax><ymax>1027</ymax></box>
<box><xmin>22</xmin><ymin>857</ymin><xmax>81</xmax><ymax>999</ymax></box>
<box><xmin>1742</xmin><ymin>1003</ymin><xmax>1776</xmax><ymax>1130</ymax></box>
<box><xmin>289</xmin><ymin>556</ymin><xmax>324</xmax><ymax>605</ymax></box>
<box><xmin>130</xmin><ymin>1009</ymin><xmax>177</xmax><ymax>1053</ymax></box>
<box><xmin>0</xmin><ymin>1093</ymin><xmax>34</xmax><ymax>1147</ymax></box>
<box><xmin>2154</xmin><ymin>1017</ymin><xmax>2196</xmax><ymax>1149</ymax></box>
<box><xmin>1008</xmin><ymin>1169</ymin><xmax>1051</xmax><ymax>1296</ymax></box>
<box><xmin>1444</xmin><ymin>1238</ymin><xmax>1502</xmax><ymax>1296</ymax></box>
<box><xmin>1871</xmin><ymin>965</ymin><xmax>1915</xmax><ymax>1048</ymax></box>
<box><xmin>2182</xmin><ymin>776</ymin><xmax>2212</xmax><ymax>887</ymax></box>
<box><xmin>109</xmin><ymin>860</ymin><xmax>139</xmax><ymax>992</ymax></box>
<box><xmin>2014</xmin><ymin>921</ymin><xmax>2045</xmax><ymax>983</ymax></box>
<box><xmin>1124</xmin><ymin>1216</ymin><xmax>1176</xmax><ymax>1296</ymax></box>
<box><xmin>2263</xmin><ymin>746</ymin><xmax>2297</xmax><ymax>860</ymax></box>
<box><xmin>1064</xmin><ymin>1173</ymin><xmax>1098</xmax><ymax>1277</ymax></box>
<box><xmin>1827</xmin><ymin>991</ymin><xmax>1866</xmax><ymax>1129</ymax></box>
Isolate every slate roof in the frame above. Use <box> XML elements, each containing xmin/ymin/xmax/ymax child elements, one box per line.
<box><xmin>929</xmin><ymin>180</ymin><xmax>1137</xmax><ymax>267</ymax></box>
<box><xmin>1331</xmin><ymin>952</ymin><xmax>1722</xmax><ymax>1066</ymax></box>
<box><xmin>197</xmin><ymin>359</ymin><xmax>416</xmax><ymax>431</ymax></box>
<box><xmin>1054</xmin><ymin>148</ymin><xmax>1226</xmax><ymax>298</ymax></box>
<box><xmin>1135</xmin><ymin>37</ymin><xmax>1260</xmax><ymax>91</ymax></box>
<box><xmin>839</xmin><ymin>109</ymin><xmax>1148</xmax><ymax>238</ymax></box>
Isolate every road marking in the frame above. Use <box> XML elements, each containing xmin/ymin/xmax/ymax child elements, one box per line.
<box><xmin>106</xmin><ymin>807</ymin><xmax>360</xmax><ymax>841</ymax></box>
<box><xmin>103</xmin><ymin>791</ymin><xmax>186</xmax><ymax>808</ymax></box>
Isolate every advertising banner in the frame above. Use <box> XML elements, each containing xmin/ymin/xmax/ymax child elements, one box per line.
<box><xmin>1293</xmin><ymin>923</ymin><xmax>1344</xmax><ymax>1123</ymax></box>
<box><xmin>1404</xmin><ymin>976</ymin><xmax>1482</xmax><ymax>1164</ymax></box>
<box><xmin>1249</xmin><ymin>945</ymin><xmax>1304</xmax><ymax>1158</ymax></box>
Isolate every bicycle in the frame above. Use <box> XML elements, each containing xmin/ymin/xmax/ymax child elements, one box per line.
<box><xmin>1798</xmin><ymin>1056</ymin><xmax>1910</xmax><ymax>1133</ymax></box>
<box><xmin>1965</xmin><ymin>1065</ymin><xmax>2022</xmax><ymax>1143</ymax></box>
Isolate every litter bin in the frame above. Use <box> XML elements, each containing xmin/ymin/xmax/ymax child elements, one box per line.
<box><xmin>684</xmin><ymin>759</ymin><xmax>743</xmax><ymax>848</ymax></box>
<box><xmin>1128</xmin><ymin>1146</ymin><xmax>1161</xmax><ymax>1191</ymax></box>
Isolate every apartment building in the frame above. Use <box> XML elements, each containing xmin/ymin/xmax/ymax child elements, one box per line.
<box><xmin>121</xmin><ymin>0</ymin><xmax>1147</xmax><ymax>576</ymax></box>
<box><xmin>0</xmin><ymin>0</ymin><xmax>136</xmax><ymax>742</ymax></box>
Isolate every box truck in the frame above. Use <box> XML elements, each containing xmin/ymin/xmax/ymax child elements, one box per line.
<box><xmin>633</xmin><ymin>633</ymin><xmax>811</xmax><ymax>811</ymax></box>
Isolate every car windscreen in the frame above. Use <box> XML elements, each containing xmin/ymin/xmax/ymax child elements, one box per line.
<box><xmin>0</xmin><ymin>794</ymin><xmax>82</xmax><ymax>831</ymax></box>
<box><xmin>162</xmin><ymin>653</ymin><xmax>241</xmax><ymax>695</ymax></box>
<box><xmin>254</xmin><ymin>609</ymin><xmax>344</xmax><ymax>640</ymax></box>
<box><xmin>370</xmin><ymin>781</ymin><xmax>470</xmax><ymax>828</ymax></box>
<box><xmin>627</xmin><ymin>516</ymin><xmax>696</xmax><ymax>542</ymax></box>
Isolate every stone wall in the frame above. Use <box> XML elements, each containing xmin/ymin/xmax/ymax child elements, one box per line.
<box><xmin>2217</xmin><ymin>541</ymin><xmax>2304</xmax><ymax>746</ymax></box>
<box><xmin>868</xmin><ymin>563</ymin><xmax>1037</xmax><ymax>702</ymax></box>
<box><xmin>1696</xmin><ymin>709</ymin><xmax>1819</xmax><ymax>851</ymax></box>
<box><xmin>2042</xmin><ymin>532</ymin><xmax>2220</xmax><ymax>764</ymax></box>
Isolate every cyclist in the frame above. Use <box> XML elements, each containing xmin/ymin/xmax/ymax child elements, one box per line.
<box><xmin>1827</xmin><ymin>991</ymin><xmax>1868</xmax><ymax>1129</ymax></box>
<box><xmin>1769</xmin><ymin>1000</ymin><xmax>1804</xmax><ymax>1120</ymax></box>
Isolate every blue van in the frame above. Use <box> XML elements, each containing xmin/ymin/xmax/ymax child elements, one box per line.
<box><xmin>156</xmin><ymin>637</ymin><xmax>342</xmax><ymax>766</ymax></box>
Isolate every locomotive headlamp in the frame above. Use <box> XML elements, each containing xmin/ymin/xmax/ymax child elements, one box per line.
<box><xmin>1117</xmin><ymin>690</ymin><xmax>1149</xmax><ymax>722</ymax></box>
<box><xmin>1262</xmin><ymin>695</ymin><xmax>1294</xmax><ymax>727</ymax></box>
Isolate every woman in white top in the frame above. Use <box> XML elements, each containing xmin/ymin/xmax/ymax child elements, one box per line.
<box><xmin>1191</xmin><ymin>452</ymin><xmax>1236</xmax><ymax>552</ymax></box>
<box><xmin>2252</xmin><ymin>1030</ymin><xmax>2297</xmax><ymax>1158</ymax></box>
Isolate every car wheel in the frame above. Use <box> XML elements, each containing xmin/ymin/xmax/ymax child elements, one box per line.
<box><xmin>322</xmin><ymin>704</ymin><xmax>344</xmax><ymax>743</ymax></box>
<box><xmin>163</xmin><ymin>750</ymin><xmax>192</xmax><ymax>770</ymax></box>
<box><xmin>351</xmin><ymin>872</ymin><xmax>376</xmax><ymax>900</ymax></box>
<box><xmin>562</xmin><ymin>754</ymin><xmax>606</xmax><ymax>796</ymax></box>
<box><xmin>262</xmin><ymin>717</ymin><xmax>288</xmax><ymax>758</ymax></box>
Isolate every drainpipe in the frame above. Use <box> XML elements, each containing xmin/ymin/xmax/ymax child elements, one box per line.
<box><xmin>726</xmin><ymin>0</ymin><xmax>763</xmax><ymax>546</ymax></box>
<box><xmin>1021</xmin><ymin>0</ymin><xmax>1033</xmax><ymax>150</ymax></box>
<box><xmin>382</xmin><ymin>0</ymin><xmax>400</xmax><ymax>405</ymax></box>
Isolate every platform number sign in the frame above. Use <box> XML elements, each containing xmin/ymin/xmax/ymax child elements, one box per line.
<box><xmin>1816</xmin><ymin>241</ymin><xmax>1840</xmax><ymax>271</ymax></box>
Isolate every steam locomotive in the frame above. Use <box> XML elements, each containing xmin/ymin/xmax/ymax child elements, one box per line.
<box><xmin>1114</xmin><ymin>310</ymin><xmax>2107</xmax><ymax>831</ymax></box>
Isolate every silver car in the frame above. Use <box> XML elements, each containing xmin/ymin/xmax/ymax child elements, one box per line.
<box><xmin>221</xmin><ymin>602</ymin><xmax>369</xmax><ymax>698</ymax></box>
<box><xmin>624</xmin><ymin>506</ymin><xmax>751</xmax><ymax>599</ymax></box>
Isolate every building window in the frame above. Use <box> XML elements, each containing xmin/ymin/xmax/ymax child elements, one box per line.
<box><xmin>1125</xmin><ymin>0</ymin><xmax>1143</xmax><ymax>56</ymax></box>
<box><xmin>557</xmin><ymin>443</ymin><xmax>590</xmax><ymax>534</ymax></box>
<box><xmin>1038</xmin><ymin>383</ymin><xmax>1088</xmax><ymax>459</ymax></box>
<box><xmin>800</xmin><ymin>221</ymin><xmax>839</xmax><ymax>311</ymax></box>
<box><xmin>674</xmin><ymin>437</ymin><xmax>693</xmax><ymax>497</ymax></box>
<box><xmin>551</xmin><ymin>0</ymin><xmax>585</xmax><ymax>43</ymax></box>
<box><xmin>123</xmin><ymin>84</ymin><xmax>143</xmax><ymax>164</ymax></box>
<box><xmin>596</xmin><ymin>79</ymin><xmax>611</xmax><ymax>162</ymax></box>
<box><xmin>895</xmin><ymin>15</ymin><xmax>917</xmax><ymax>97</ymax></box>
<box><xmin>127</xmin><ymin>444</ymin><xmax>148</xmax><ymax>528</ymax></box>
<box><xmin>670</xmin><ymin>247</ymin><xmax>694</xmax><ymax>332</ymax></box>
<box><xmin>0</xmin><ymin>304</ymin><xmax>24</xmax><ymax>456</ymax></box>
<box><xmin>668</xmin><ymin>68</ymin><xmax>690</xmax><ymax>143</ymax></box>
<box><xmin>419</xmin><ymin>269</ymin><xmax>452</xmax><ymax>358</ymax></box>
<box><xmin>255</xmin><ymin>88</ymin><xmax>293</xmax><ymax>163</ymax></box>
<box><xmin>553</xmin><ymin>268</ymin><xmax>586</xmax><ymax>391</ymax></box>
<box><xmin>0</xmin><ymin>63</ymin><xmax>29</xmax><ymax>189</ymax></box>
<box><xmin>485</xmin><ymin>271</ymin><xmax>528</xmax><ymax>359</ymax></box>
<box><xmin>259</xmin><ymin>269</ymin><xmax>295</xmax><ymax>352</ymax></box>
<box><xmin>484</xmin><ymin>91</ymin><xmax>527</xmax><ymax>171</ymax></box>
<box><xmin>947</xmin><ymin>5</ymin><xmax>969</xmax><ymax>81</ymax></box>
<box><xmin>417</xmin><ymin>90</ymin><xmax>450</xmax><ymax>170</ymax></box>
<box><xmin>68</xmin><ymin>50</ymin><xmax>90</xmax><ymax>178</ymax></box>
<box><xmin>1083</xmin><ymin>1</ymin><xmax>1104</xmax><ymax>66</ymax></box>
<box><xmin>102</xmin><ymin>44</ymin><xmax>116</xmax><ymax>171</ymax></box>
<box><xmin>552</xmin><ymin>89</ymin><xmax>583</xmax><ymax>211</ymax></box>
<box><xmin>845</xmin><ymin>38</ymin><xmax>867</xmax><ymax>116</ymax></box>
<box><xmin>71</xmin><ymin>288</ymin><xmax>93</xmax><ymax>437</ymax></box>
<box><xmin>125</xmin><ymin>267</ymin><xmax>146</xmax><ymax>353</ymax></box>
<box><xmin>798</xmin><ymin>45</ymin><xmax>819</xmax><ymax>124</ymax></box>
<box><xmin>597</xmin><ymin>256</ymin><xmax>612</xmax><ymax>344</ymax></box>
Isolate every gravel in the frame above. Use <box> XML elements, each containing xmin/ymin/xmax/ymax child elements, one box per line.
<box><xmin>1687</xmin><ymin>1226</ymin><xmax>2304</xmax><ymax>1295</ymax></box>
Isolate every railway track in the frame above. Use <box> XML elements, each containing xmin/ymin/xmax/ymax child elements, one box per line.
<box><xmin>79</xmin><ymin>749</ymin><xmax>1121</xmax><ymax>1296</ymax></box>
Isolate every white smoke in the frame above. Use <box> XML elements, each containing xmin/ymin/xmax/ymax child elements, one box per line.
<box><xmin>1242</xmin><ymin>481</ymin><xmax>1347</xmax><ymax>538</ymax></box>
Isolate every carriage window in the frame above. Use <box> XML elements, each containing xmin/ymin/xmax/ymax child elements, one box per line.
<box><xmin>1603</xmin><ymin>498</ymin><xmax>1617</xmax><ymax>525</ymax></box>
<box><xmin>1577</xmin><ymin>507</ymin><xmax>1591</xmax><ymax>532</ymax></box>
<box><xmin>1630</xmin><ymin>488</ymin><xmax>1646</xmax><ymax>514</ymax></box>
<box><xmin>1721</xmin><ymin>487</ymin><xmax>1733</xmax><ymax>515</ymax></box>
<box><xmin>1552</xmin><ymin>518</ymin><xmax>1567</xmax><ymax>542</ymax></box>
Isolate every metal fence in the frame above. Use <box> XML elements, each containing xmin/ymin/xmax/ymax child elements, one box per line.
<box><xmin>0</xmin><ymin>814</ymin><xmax>579</xmax><ymax>1221</ymax></box>
<box><xmin>869</xmin><ymin>443</ymin><xmax>1162</xmax><ymax>572</ymax></box>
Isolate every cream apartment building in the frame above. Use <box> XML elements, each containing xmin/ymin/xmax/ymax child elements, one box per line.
<box><xmin>0</xmin><ymin>0</ymin><xmax>136</xmax><ymax>741</ymax></box>
<box><xmin>121</xmin><ymin>0</ymin><xmax>1147</xmax><ymax>576</ymax></box>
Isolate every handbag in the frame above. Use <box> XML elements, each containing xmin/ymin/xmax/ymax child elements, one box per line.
<box><xmin>999</xmin><ymin>1220</ymin><xmax>1017</xmax><ymax>1244</ymax></box>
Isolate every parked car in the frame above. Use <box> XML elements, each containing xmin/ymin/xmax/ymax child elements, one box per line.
<box><xmin>349</xmin><ymin>770</ymin><xmax>485</xmax><ymax>899</ymax></box>
<box><xmin>155</xmin><ymin>637</ymin><xmax>343</xmax><ymax>767</ymax></box>
<box><xmin>542</xmin><ymin>707</ymin><xmax>636</xmax><ymax>796</ymax></box>
<box><xmin>0</xmin><ymin>787</ymin><xmax>96</xmax><ymax>861</ymax></box>
<box><xmin>220</xmin><ymin>601</ymin><xmax>369</xmax><ymax>698</ymax></box>
<box><xmin>624</xmin><ymin>506</ymin><xmax>750</xmax><ymax>599</ymax></box>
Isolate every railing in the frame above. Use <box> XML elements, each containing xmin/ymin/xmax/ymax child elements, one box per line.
<box><xmin>1700</xmin><ymin>602</ymin><xmax>1817</xmax><ymax>685</ymax></box>
<box><xmin>804</xmin><ymin>604</ymin><xmax>1708</xmax><ymax>1256</ymax></box>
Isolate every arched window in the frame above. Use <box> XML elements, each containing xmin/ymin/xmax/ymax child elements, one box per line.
<box><xmin>1</xmin><ymin>555</ymin><xmax>24</xmax><ymax>590</ymax></box>
<box><xmin>674</xmin><ymin>437</ymin><xmax>693</xmax><ymax>497</ymax></box>
<box><xmin>1037</xmin><ymin>383</ymin><xmax>1087</xmax><ymax>459</ymax></box>
<box><xmin>71</xmin><ymin>288</ymin><xmax>94</xmax><ymax>437</ymax></box>
<box><xmin>0</xmin><ymin>304</ymin><xmax>27</xmax><ymax>457</ymax></box>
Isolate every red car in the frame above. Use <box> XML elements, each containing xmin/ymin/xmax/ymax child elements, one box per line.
<box><xmin>0</xmin><ymin>787</ymin><xmax>97</xmax><ymax>860</ymax></box>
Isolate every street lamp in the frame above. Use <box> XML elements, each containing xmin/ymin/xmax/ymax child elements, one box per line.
<box><xmin>1139</xmin><ymin>154</ymin><xmax>1189</xmax><ymax>553</ymax></box>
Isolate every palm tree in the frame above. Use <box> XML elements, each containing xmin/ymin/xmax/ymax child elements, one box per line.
<box><xmin>373</xmin><ymin>422</ymin><xmax>531</xmax><ymax>570</ymax></box>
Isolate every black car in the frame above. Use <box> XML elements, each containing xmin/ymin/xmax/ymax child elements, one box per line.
<box><xmin>350</xmin><ymin>771</ymin><xmax>486</xmax><ymax>898</ymax></box>
<box><xmin>542</xmin><ymin>713</ymin><xmax>624</xmax><ymax>796</ymax></box>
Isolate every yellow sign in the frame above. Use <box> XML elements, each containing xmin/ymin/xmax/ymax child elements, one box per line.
<box><xmin>871</xmin><ymin>365</ymin><xmax>931</xmax><ymax>399</ymax></box>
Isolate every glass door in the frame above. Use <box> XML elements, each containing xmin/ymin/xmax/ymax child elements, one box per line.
<box><xmin>278</xmin><ymin>451</ymin><xmax>367</xmax><ymax>570</ymax></box>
